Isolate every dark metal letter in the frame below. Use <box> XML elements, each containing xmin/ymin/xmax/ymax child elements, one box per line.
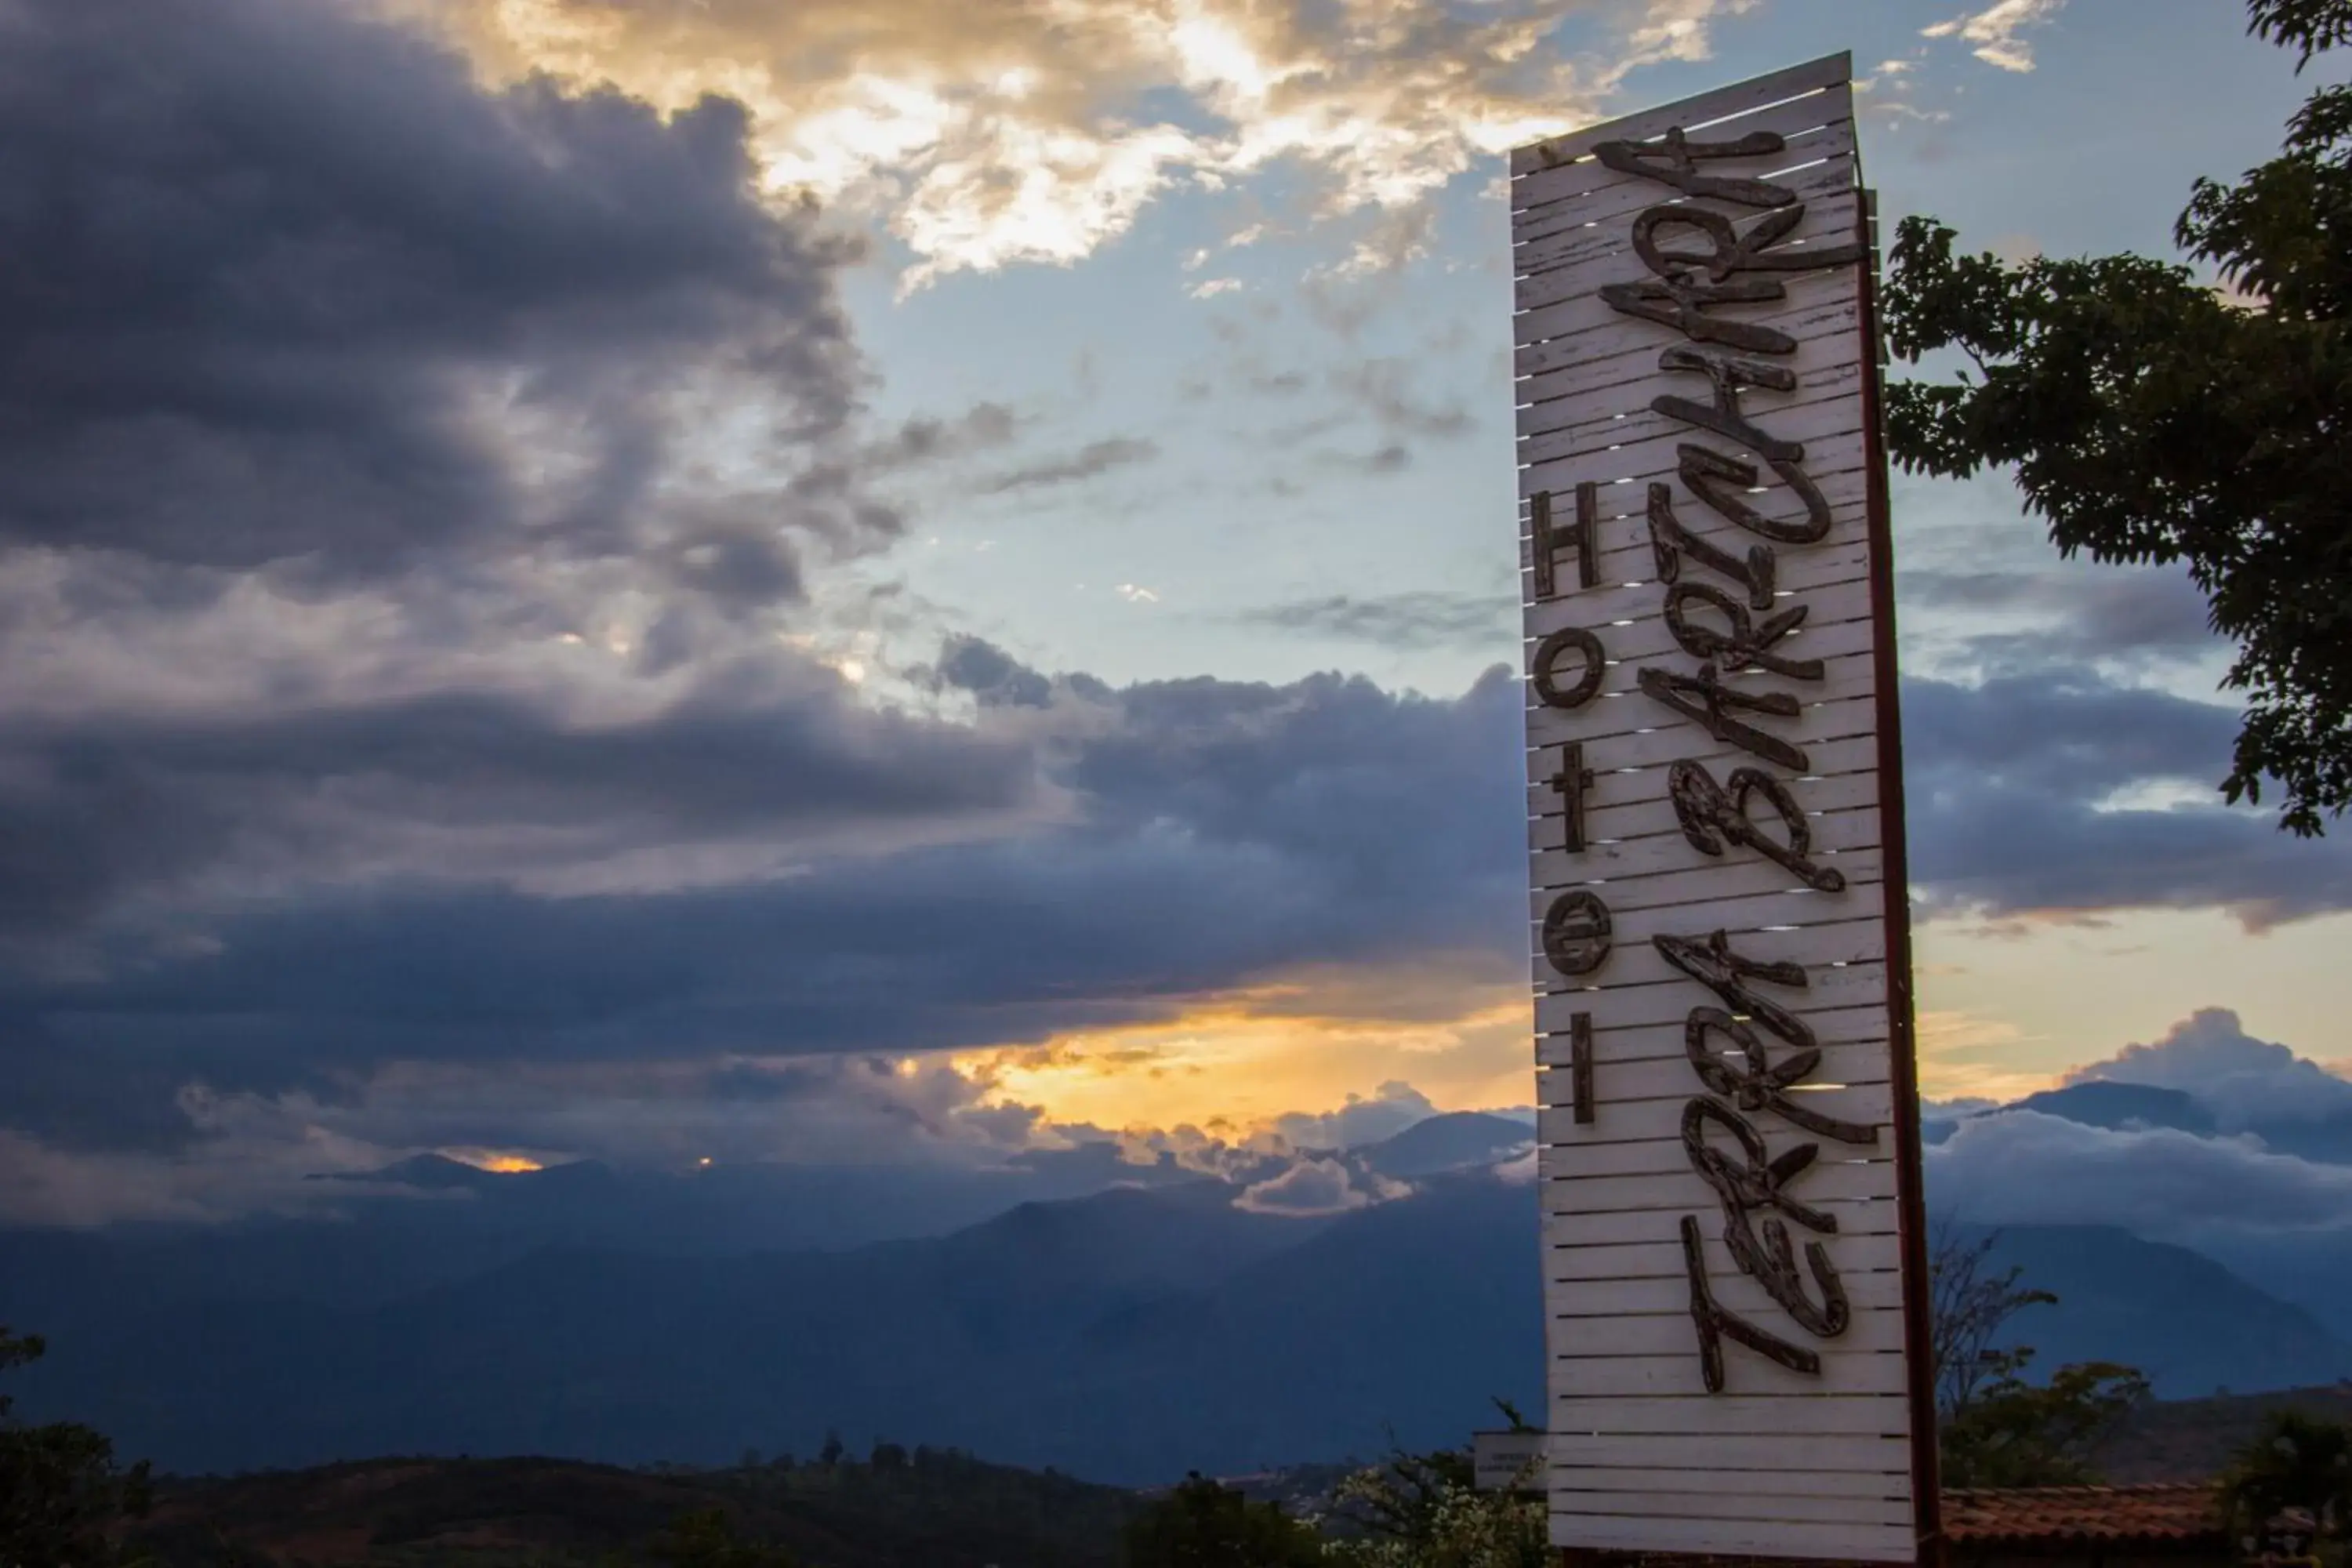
<box><xmin>1531</xmin><ymin>627</ymin><xmax>1607</xmax><ymax>710</ymax></box>
<box><xmin>1686</xmin><ymin>1007</ymin><xmax>1878</xmax><ymax>1145</ymax></box>
<box><xmin>1682</xmin><ymin>1213</ymin><xmax>1820</xmax><ymax>1393</ymax></box>
<box><xmin>1541</xmin><ymin>890</ymin><xmax>1613</xmax><ymax>977</ymax></box>
<box><xmin>1594</xmin><ymin>127</ymin><xmax>1798</xmax><ymax>209</ymax></box>
<box><xmin>1601</xmin><ymin>275</ymin><xmax>1797</xmax><ymax>357</ymax></box>
<box><xmin>1663</xmin><ymin>581</ymin><xmax>1823</xmax><ymax>683</ymax></box>
<box><xmin>1682</xmin><ymin>1098</ymin><xmax>1853</xmax><ymax>1339</ymax></box>
<box><xmin>1653</xmin><ymin>350</ymin><xmax>1801</xmax><ymax>463</ymax></box>
<box><xmin>1652</xmin><ymin>928</ymin><xmax>1815</xmax><ymax>1052</ymax></box>
<box><xmin>1646</xmin><ymin>482</ymin><xmax>1775</xmax><ymax>612</ymax></box>
<box><xmin>1632</xmin><ymin>203</ymin><xmax>1866</xmax><ymax>282</ymax></box>
<box><xmin>1680</xmin><ymin>443</ymin><xmax>1835</xmax><ymax>546</ymax></box>
<box><xmin>1636</xmin><ymin>663</ymin><xmax>1810</xmax><ymax>773</ymax></box>
<box><xmin>1570</xmin><ymin>1011</ymin><xmax>1596</xmax><ymax>1126</ymax></box>
<box><xmin>1667</xmin><ymin>758</ymin><xmax>1846</xmax><ymax>892</ymax></box>
<box><xmin>1551</xmin><ymin>741</ymin><xmax>1598</xmax><ymax>853</ymax></box>
<box><xmin>1530</xmin><ymin>483</ymin><xmax>1602</xmax><ymax>601</ymax></box>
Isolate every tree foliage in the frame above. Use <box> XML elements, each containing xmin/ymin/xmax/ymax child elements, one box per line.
<box><xmin>1323</xmin><ymin>1440</ymin><xmax>1544</xmax><ymax>1568</ymax></box>
<box><xmin>1937</xmin><ymin>1352</ymin><xmax>2151</xmax><ymax>1488</ymax></box>
<box><xmin>1929</xmin><ymin>1227</ymin><xmax>2057</xmax><ymax>1422</ymax></box>
<box><xmin>649</xmin><ymin>1508</ymin><xmax>801</xmax><ymax>1568</ymax></box>
<box><xmin>1881</xmin><ymin>0</ymin><xmax>2352</xmax><ymax>835</ymax></box>
<box><xmin>1925</xmin><ymin>1233</ymin><xmax>2149</xmax><ymax>1486</ymax></box>
<box><xmin>0</xmin><ymin>1327</ymin><xmax>154</xmax><ymax>1568</ymax></box>
<box><xmin>1121</xmin><ymin>1475</ymin><xmax>1324</xmax><ymax>1568</ymax></box>
<box><xmin>2219</xmin><ymin>1411</ymin><xmax>2352</xmax><ymax>1549</ymax></box>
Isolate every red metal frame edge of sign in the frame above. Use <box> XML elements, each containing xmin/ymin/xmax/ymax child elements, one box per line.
<box><xmin>1853</xmin><ymin>183</ymin><xmax>1947</xmax><ymax>1568</ymax></box>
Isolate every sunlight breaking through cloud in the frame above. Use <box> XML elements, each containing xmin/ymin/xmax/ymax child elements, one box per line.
<box><xmin>416</xmin><ymin>0</ymin><xmax>1757</xmax><ymax>286</ymax></box>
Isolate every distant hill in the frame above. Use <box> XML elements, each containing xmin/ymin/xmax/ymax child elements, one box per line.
<box><xmin>2095</xmin><ymin>1385</ymin><xmax>2352</xmax><ymax>1483</ymax></box>
<box><xmin>1356</xmin><ymin>1112</ymin><xmax>1533</xmax><ymax>1178</ymax></box>
<box><xmin>1955</xmin><ymin>1225</ymin><xmax>2352</xmax><ymax>1399</ymax></box>
<box><xmin>12</xmin><ymin>1149</ymin><xmax>2348</xmax><ymax>1488</ymax></box>
<box><xmin>127</xmin><ymin>1450</ymin><xmax>1139</xmax><ymax>1568</ymax></box>
<box><xmin>2002</xmin><ymin>1082</ymin><xmax>2216</xmax><ymax>1135</ymax></box>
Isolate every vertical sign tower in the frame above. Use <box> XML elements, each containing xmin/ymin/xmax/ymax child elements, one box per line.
<box><xmin>1510</xmin><ymin>54</ymin><xmax>1938</xmax><ymax>1564</ymax></box>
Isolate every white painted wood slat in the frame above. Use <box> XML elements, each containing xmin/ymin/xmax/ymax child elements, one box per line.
<box><xmin>1532</xmin><ymin>958</ymin><xmax>1889</xmax><ymax>1029</ymax></box>
<box><xmin>1536</xmin><ymin>1001</ymin><xmax>1893</xmax><ymax>1065</ymax></box>
<box><xmin>1545</xmin><ymin>1430</ymin><xmax>1908</xmax><ymax>1475</ymax></box>
<box><xmin>1544</xmin><ymin>1389</ymin><xmax>1907</xmax><ymax>1433</ymax></box>
<box><xmin>1544</xmin><ymin>1196</ymin><xmax>1903</xmax><ymax>1249</ymax></box>
<box><xmin>1541</xmin><ymin>1152</ymin><xmax>1898</xmax><ymax>1215</ymax></box>
<box><xmin>1514</xmin><ymin>148</ymin><xmax>1857</xmax><ymax>267</ymax></box>
<box><xmin>1551</xmin><ymin>1512</ymin><xmax>1916</xmax><ymax>1563</ymax></box>
<box><xmin>1511</xmin><ymin>57</ymin><xmax>1854</xmax><ymax>179</ymax></box>
<box><xmin>1514</xmin><ymin>185</ymin><xmax>1863</xmax><ymax>316</ymax></box>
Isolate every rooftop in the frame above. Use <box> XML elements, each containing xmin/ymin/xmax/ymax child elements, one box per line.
<box><xmin>1946</xmin><ymin>1483</ymin><xmax>2225</xmax><ymax>1547</ymax></box>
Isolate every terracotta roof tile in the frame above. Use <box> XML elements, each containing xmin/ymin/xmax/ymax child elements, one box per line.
<box><xmin>1946</xmin><ymin>1483</ymin><xmax>2224</xmax><ymax>1545</ymax></box>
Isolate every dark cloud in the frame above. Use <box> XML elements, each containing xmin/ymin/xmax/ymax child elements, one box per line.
<box><xmin>1903</xmin><ymin>670</ymin><xmax>2352</xmax><ymax>927</ymax></box>
<box><xmin>1</xmin><ymin>647</ymin><xmax>1526</xmax><ymax>1150</ymax></box>
<box><xmin>978</xmin><ymin>437</ymin><xmax>1158</xmax><ymax>494</ymax></box>
<box><xmin>1904</xmin><ymin>564</ymin><xmax>2220</xmax><ymax>666</ymax></box>
<box><xmin>1231</xmin><ymin>590</ymin><xmax>1512</xmax><ymax>651</ymax></box>
<box><xmin>0</xmin><ymin>0</ymin><xmax>873</xmax><ymax>601</ymax></box>
<box><xmin>933</xmin><ymin>634</ymin><xmax>1054</xmax><ymax>708</ymax></box>
<box><xmin>0</xmin><ymin>670</ymin><xmax>1042</xmax><ymax>951</ymax></box>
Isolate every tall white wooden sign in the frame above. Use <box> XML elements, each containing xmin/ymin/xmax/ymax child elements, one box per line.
<box><xmin>1510</xmin><ymin>54</ymin><xmax>1937</xmax><ymax>1564</ymax></box>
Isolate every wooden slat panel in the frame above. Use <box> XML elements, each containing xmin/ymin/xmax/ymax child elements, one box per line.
<box><xmin>1544</xmin><ymin>1390</ymin><xmax>1907</xmax><ymax>1433</ymax></box>
<box><xmin>1537</xmin><ymin>1080</ymin><xmax>1895</xmax><ymax>1144</ymax></box>
<box><xmin>1514</xmin><ymin>279</ymin><xmax>1860</xmax><ymax>387</ymax></box>
<box><xmin>1534</xmin><ymin>767</ymin><xmax>1882</xmax><ymax>837</ymax></box>
<box><xmin>1555</xmin><ymin>1490</ymin><xmax>1913</xmax><ymax>1527</ymax></box>
<box><xmin>1525</xmin><ymin>592</ymin><xmax>1877</xmax><ymax>669</ymax></box>
<box><xmin>1516</xmin><ymin>464</ymin><xmax>1871</xmax><ymax>573</ymax></box>
<box><xmin>1526</xmin><ymin>877</ymin><xmax>1878</xmax><ymax>948</ymax></box>
<box><xmin>1538</xmin><ymin>1132</ymin><xmax>1903</xmax><ymax>1186</ymax></box>
<box><xmin>1523</xmin><ymin>409</ymin><xmax>1865</xmax><ymax>505</ymax></box>
<box><xmin>1512</xmin><ymin>63</ymin><xmax>1922</xmax><ymax>1562</ymax></box>
<box><xmin>1527</xmin><ymin>735</ymin><xmax>1885</xmax><ymax>816</ymax></box>
<box><xmin>1515</xmin><ymin>140</ymin><xmax>1856</xmax><ymax>257</ymax></box>
<box><xmin>1515</xmin><ymin>148</ymin><xmax>1857</xmax><ymax>266</ymax></box>
<box><xmin>1553</xmin><ymin>1352</ymin><xmax>1908</xmax><ymax>1401</ymax></box>
<box><xmin>1548</xmin><ymin>1307</ymin><xmax>1906</xmax><ymax>1359</ymax></box>
<box><xmin>1518</xmin><ymin>337</ymin><xmax>1866</xmax><ymax>464</ymax></box>
<box><xmin>1546</xmin><ymin>1225</ymin><xmax>1903</xmax><ymax>1280</ymax></box>
<box><xmin>1549</xmin><ymin>1510</ymin><xmax>1916</xmax><ymax>1563</ymax></box>
<box><xmin>1533</xmin><ymin>960</ymin><xmax>1889</xmax><ymax>1029</ymax></box>
<box><xmin>1529</xmin><ymin>814</ymin><xmax>1883</xmax><ymax>885</ymax></box>
<box><xmin>1546</xmin><ymin>1431</ymin><xmax>1909</xmax><ymax>1476</ymax></box>
<box><xmin>1537</xmin><ymin>1003</ymin><xmax>1892</xmax><ymax>1065</ymax></box>
<box><xmin>1544</xmin><ymin>1196</ymin><xmax>1903</xmax><ymax>1248</ymax></box>
<box><xmin>1522</xmin><ymin>554</ymin><xmax>1876</xmax><ymax>651</ymax></box>
<box><xmin>1519</xmin><ymin>648</ymin><xmax>1876</xmax><ymax>727</ymax></box>
<box><xmin>1524</xmin><ymin>688</ymin><xmax>1879</xmax><ymax>760</ymax></box>
<box><xmin>1530</xmin><ymin>844</ymin><xmax>1885</xmax><ymax>912</ymax></box>
<box><xmin>1511</xmin><ymin>57</ymin><xmax>1854</xmax><ymax>179</ymax></box>
<box><xmin>1515</xmin><ymin>184</ymin><xmax>1863</xmax><ymax>316</ymax></box>
<box><xmin>1541</xmin><ymin>1155</ymin><xmax>1897</xmax><ymax>1215</ymax></box>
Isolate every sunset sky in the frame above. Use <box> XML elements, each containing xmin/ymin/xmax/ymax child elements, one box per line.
<box><xmin>3</xmin><ymin>0</ymin><xmax>2347</xmax><ymax>1221</ymax></box>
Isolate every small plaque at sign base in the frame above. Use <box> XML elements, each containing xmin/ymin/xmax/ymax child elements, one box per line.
<box><xmin>1472</xmin><ymin>1430</ymin><xmax>1546</xmax><ymax>1495</ymax></box>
